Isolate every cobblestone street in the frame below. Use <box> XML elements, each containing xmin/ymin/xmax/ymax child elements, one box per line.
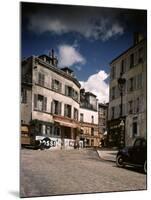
<box><xmin>20</xmin><ymin>149</ymin><xmax>147</xmax><ymax>198</ymax></box>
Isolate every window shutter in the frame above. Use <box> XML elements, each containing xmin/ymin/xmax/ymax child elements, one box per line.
<box><xmin>64</xmin><ymin>104</ymin><xmax>67</xmax><ymax>116</ymax></box>
<box><xmin>59</xmin><ymin>82</ymin><xmax>62</xmax><ymax>93</ymax></box>
<box><xmin>133</xmin><ymin>76</ymin><xmax>136</xmax><ymax>90</ymax></box>
<box><xmin>43</xmin><ymin>97</ymin><xmax>47</xmax><ymax>111</ymax></box>
<box><xmin>51</xmin><ymin>100</ymin><xmax>54</xmax><ymax>114</ymax></box>
<box><xmin>58</xmin><ymin>102</ymin><xmax>62</xmax><ymax>115</ymax></box>
<box><xmin>65</xmin><ymin>85</ymin><xmax>68</xmax><ymax>96</ymax></box>
<box><xmin>38</xmin><ymin>73</ymin><xmax>41</xmax><ymax>85</ymax></box>
<box><xmin>34</xmin><ymin>94</ymin><xmax>38</xmax><ymax>109</ymax></box>
<box><xmin>51</xmin><ymin>79</ymin><xmax>54</xmax><ymax>90</ymax></box>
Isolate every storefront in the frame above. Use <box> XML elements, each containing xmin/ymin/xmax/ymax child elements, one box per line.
<box><xmin>107</xmin><ymin>117</ymin><xmax>125</xmax><ymax>148</ymax></box>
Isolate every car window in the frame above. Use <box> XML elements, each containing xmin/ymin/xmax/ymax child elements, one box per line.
<box><xmin>134</xmin><ymin>139</ymin><xmax>141</xmax><ymax>147</ymax></box>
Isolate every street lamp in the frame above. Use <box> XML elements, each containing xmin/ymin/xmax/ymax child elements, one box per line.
<box><xmin>118</xmin><ymin>73</ymin><xmax>126</xmax><ymax>147</ymax></box>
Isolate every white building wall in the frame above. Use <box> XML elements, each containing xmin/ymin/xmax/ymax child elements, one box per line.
<box><xmin>31</xmin><ymin>60</ymin><xmax>80</xmax><ymax>122</ymax></box>
<box><xmin>79</xmin><ymin>108</ymin><xmax>98</xmax><ymax>124</ymax></box>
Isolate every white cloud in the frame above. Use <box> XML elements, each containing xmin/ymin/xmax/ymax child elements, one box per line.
<box><xmin>80</xmin><ymin>70</ymin><xmax>109</xmax><ymax>103</ymax></box>
<box><xmin>28</xmin><ymin>11</ymin><xmax>124</xmax><ymax>41</ymax></box>
<box><xmin>58</xmin><ymin>44</ymin><xmax>86</xmax><ymax>67</ymax></box>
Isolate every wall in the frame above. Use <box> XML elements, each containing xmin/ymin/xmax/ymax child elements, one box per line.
<box><xmin>79</xmin><ymin>107</ymin><xmax>98</xmax><ymax>124</ymax></box>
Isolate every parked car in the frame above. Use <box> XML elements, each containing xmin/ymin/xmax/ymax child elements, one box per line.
<box><xmin>116</xmin><ymin>138</ymin><xmax>147</xmax><ymax>173</ymax></box>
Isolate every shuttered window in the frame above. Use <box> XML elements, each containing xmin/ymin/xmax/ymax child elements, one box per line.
<box><xmin>51</xmin><ymin>100</ymin><xmax>62</xmax><ymax>115</ymax></box>
<box><xmin>64</xmin><ymin>104</ymin><xmax>72</xmax><ymax>118</ymax></box>
<box><xmin>52</xmin><ymin>79</ymin><xmax>62</xmax><ymax>93</ymax></box>
<box><xmin>38</xmin><ymin>73</ymin><xmax>45</xmax><ymax>86</ymax></box>
<box><xmin>34</xmin><ymin>94</ymin><xmax>47</xmax><ymax>112</ymax></box>
<box><xmin>34</xmin><ymin>94</ymin><xmax>38</xmax><ymax>109</ymax></box>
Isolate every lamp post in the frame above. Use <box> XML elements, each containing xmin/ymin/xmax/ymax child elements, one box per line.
<box><xmin>118</xmin><ymin>73</ymin><xmax>126</xmax><ymax>147</ymax></box>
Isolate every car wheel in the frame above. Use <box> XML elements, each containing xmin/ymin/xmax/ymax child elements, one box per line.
<box><xmin>116</xmin><ymin>155</ymin><xmax>125</xmax><ymax>167</ymax></box>
<box><xmin>144</xmin><ymin>160</ymin><xmax>147</xmax><ymax>174</ymax></box>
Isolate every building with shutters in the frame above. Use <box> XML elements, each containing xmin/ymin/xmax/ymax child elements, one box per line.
<box><xmin>79</xmin><ymin>89</ymin><xmax>100</xmax><ymax>147</ymax></box>
<box><xmin>21</xmin><ymin>50</ymin><xmax>81</xmax><ymax>149</ymax></box>
<box><xmin>107</xmin><ymin>33</ymin><xmax>147</xmax><ymax>147</ymax></box>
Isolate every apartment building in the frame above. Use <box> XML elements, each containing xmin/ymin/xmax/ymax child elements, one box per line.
<box><xmin>108</xmin><ymin>33</ymin><xmax>147</xmax><ymax>147</ymax></box>
<box><xmin>21</xmin><ymin>50</ymin><xmax>81</xmax><ymax>149</ymax></box>
<box><xmin>79</xmin><ymin>89</ymin><xmax>100</xmax><ymax>147</ymax></box>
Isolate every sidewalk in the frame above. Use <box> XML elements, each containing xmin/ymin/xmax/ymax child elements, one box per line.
<box><xmin>97</xmin><ymin>149</ymin><xmax>118</xmax><ymax>162</ymax></box>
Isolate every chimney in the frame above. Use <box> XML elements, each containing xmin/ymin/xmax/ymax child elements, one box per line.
<box><xmin>133</xmin><ymin>32</ymin><xmax>144</xmax><ymax>45</ymax></box>
<box><xmin>49</xmin><ymin>49</ymin><xmax>58</xmax><ymax>67</ymax></box>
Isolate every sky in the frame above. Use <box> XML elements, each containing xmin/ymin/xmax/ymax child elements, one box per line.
<box><xmin>21</xmin><ymin>2</ymin><xmax>147</xmax><ymax>103</ymax></box>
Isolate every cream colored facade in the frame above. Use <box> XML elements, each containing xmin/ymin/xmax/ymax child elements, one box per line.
<box><xmin>79</xmin><ymin>107</ymin><xmax>99</xmax><ymax>147</ymax></box>
<box><xmin>21</xmin><ymin>53</ymin><xmax>81</xmax><ymax>149</ymax></box>
<box><xmin>108</xmin><ymin>36</ymin><xmax>147</xmax><ymax>146</ymax></box>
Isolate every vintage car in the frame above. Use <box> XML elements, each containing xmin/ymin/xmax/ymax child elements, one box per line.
<box><xmin>116</xmin><ymin>138</ymin><xmax>147</xmax><ymax>173</ymax></box>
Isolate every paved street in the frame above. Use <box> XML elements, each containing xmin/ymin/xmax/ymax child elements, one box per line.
<box><xmin>20</xmin><ymin>149</ymin><xmax>146</xmax><ymax>198</ymax></box>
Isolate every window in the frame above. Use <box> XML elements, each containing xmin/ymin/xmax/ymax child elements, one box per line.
<box><xmin>34</xmin><ymin>94</ymin><xmax>47</xmax><ymax>112</ymax></box>
<box><xmin>91</xmin><ymin>116</ymin><xmax>94</xmax><ymax>123</ymax></box>
<box><xmin>64</xmin><ymin>104</ymin><xmax>72</xmax><ymax>118</ymax></box>
<box><xmin>138</xmin><ymin>47</ymin><xmax>143</xmax><ymax>63</ymax></box>
<box><xmin>80</xmin><ymin>113</ymin><xmax>84</xmax><ymax>122</ymax></box>
<box><xmin>51</xmin><ymin>100</ymin><xmax>62</xmax><ymax>115</ymax></box>
<box><xmin>54</xmin><ymin>127</ymin><xmax>60</xmax><ymax>136</ymax></box>
<box><xmin>137</xmin><ymin>74</ymin><xmax>142</xmax><ymax>89</ymax></box>
<box><xmin>39</xmin><ymin>124</ymin><xmax>46</xmax><ymax>136</ymax></box>
<box><xmin>136</xmin><ymin>98</ymin><xmax>139</xmax><ymax>113</ymax></box>
<box><xmin>111</xmin><ymin>107</ymin><xmax>115</xmax><ymax>119</ymax></box>
<box><xmin>121</xmin><ymin>59</ymin><xmax>126</xmax><ymax>75</ymax></box>
<box><xmin>130</xmin><ymin>53</ymin><xmax>134</xmax><ymax>68</ymax></box>
<box><xmin>133</xmin><ymin>122</ymin><xmax>138</xmax><ymax>138</ymax></box>
<box><xmin>38</xmin><ymin>73</ymin><xmax>45</xmax><ymax>86</ymax></box>
<box><xmin>111</xmin><ymin>87</ymin><xmax>115</xmax><ymax>100</ymax></box>
<box><xmin>129</xmin><ymin>78</ymin><xmax>134</xmax><ymax>91</ymax></box>
<box><xmin>46</xmin><ymin>125</ymin><xmax>52</xmax><ymax>135</ymax></box>
<box><xmin>111</xmin><ymin>66</ymin><xmax>116</xmax><ymax>80</ymax></box>
<box><xmin>52</xmin><ymin>79</ymin><xmax>62</xmax><ymax>93</ymax></box>
<box><xmin>73</xmin><ymin>90</ymin><xmax>79</xmax><ymax>101</ymax></box>
<box><xmin>65</xmin><ymin>85</ymin><xmax>73</xmax><ymax>97</ymax></box>
<box><xmin>21</xmin><ymin>88</ymin><xmax>27</xmax><ymax>103</ymax></box>
<box><xmin>128</xmin><ymin>100</ymin><xmax>133</xmax><ymax>114</ymax></box>
<box><xmin>73</xmin><ymin>108</ymin><xmax>78</xmax><ymax>121</ymax></box>
<box><xmin>91</xmin><ymin>128</ymin><xmax>94</xmax><ymax>136</ymax></box>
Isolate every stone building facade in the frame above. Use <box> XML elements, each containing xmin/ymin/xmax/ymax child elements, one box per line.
<box><xmin>108</xmin><ymin>34</ymin><xmax>147</xmax><ymax>147</ymax></box>
<box><xmin>21</xmin><ymin>50</ymin><xmax>81</xmax><ymax>149</ymax></box>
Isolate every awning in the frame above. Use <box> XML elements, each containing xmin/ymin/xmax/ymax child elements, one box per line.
<box><xmin>54</xmin><ymin>119</ymin><xmax>79</xmax><ymax>128</ymax></box>
<box><xmin>21</xmin><ymin>126</ymin><xmax>28</xmax><ymax>132</ymax></box>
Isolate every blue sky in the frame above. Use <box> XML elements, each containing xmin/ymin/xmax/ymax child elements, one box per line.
<box><xmin>21</xmin><ymin>3</ymin><xmax>147</xmax><ymax>102</ymax></box>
